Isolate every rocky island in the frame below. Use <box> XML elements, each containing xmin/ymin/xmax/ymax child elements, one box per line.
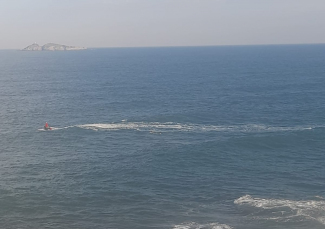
<box><xmin>22</xmin><ymin>43</ymin><xmax>87</xmax><ymax>51</ymax></box>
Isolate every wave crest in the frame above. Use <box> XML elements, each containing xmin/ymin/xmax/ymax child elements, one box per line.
<box><xmin>173</xmin><ymin>222</ymin><xmax>232</xmax><ymax>229</ymax></box>
<box><xmin>234</xmin><ymin>195</ymin><xmax>325</xmax><ymax>225</ymax></box>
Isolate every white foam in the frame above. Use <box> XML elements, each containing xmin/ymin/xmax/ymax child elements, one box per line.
<box><xmin>173</xmin><ymin>222</ymin><xmax>232</xmax><ymax>229</ymax></box>
<box><xmin>75</xmin><ymin>122</ymin><xmax>316</xmax><ymax>133</ymax></box>
<box><xmin>38</xmin><ymin>122</ymin><xmax>319</xmax><ymax>134</ymax></box>
<box><xmin>77</xmin><ymin>122</ymin><xmax>198</xmax><ymax>132</ymax></box>
<box><xmin>235</xmin><ymin>195</ymin><xmax>325</xmax><ymax>225</ymax></box>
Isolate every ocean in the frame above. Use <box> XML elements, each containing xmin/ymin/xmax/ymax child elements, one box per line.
<box><xmin>0</xmin><ymin>45</ymin><xmax>324</xmax><ymax>229</ymax></box>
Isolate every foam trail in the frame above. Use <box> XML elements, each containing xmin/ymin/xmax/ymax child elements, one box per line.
<box><xmin>235</xmin><ymin>195</ymin><xmax>325</xmax><ymax>225</ymax></box>
<box><xmin>173</xmin><ymin>222</ymin><xmax>232</xmax><ymax>229</ymax></box>
<box><xmin>38</xmin><ymin>122</ymin><xmax>320</xmax><ymax>133</ymax></box>
<box><xmin>77</xmin><ymin>122</ymin><xmax>199</xmax><ymax>132</ymax></box>
<box><xmin>75</xmin><ymin>122</ymin><xmax>317</xmax><ymax>133</ymax></box>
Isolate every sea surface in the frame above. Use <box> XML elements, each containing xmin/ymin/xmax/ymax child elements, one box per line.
<box><xmin>0</xmin><ymin>45</ymin><xmax>325</xmax><ymax>229</ymax></box>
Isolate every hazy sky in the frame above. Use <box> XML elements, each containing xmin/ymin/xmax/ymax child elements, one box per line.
<box><xmin>1</xmin><ymin>0</ymin><xmax>325</xmax><ymax>49</ymax></box>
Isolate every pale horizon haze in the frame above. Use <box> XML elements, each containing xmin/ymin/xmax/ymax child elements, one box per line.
<box><xmin>1</xmin><ymin>0</ymin><xmax>325</xmax><ymax>49</ymax></box>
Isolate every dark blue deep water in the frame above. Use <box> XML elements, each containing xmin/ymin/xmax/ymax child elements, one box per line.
<box><xmin>0</xmin><ymin>45</ymin><xmax>325</xmax><ymax>229</ymax></box>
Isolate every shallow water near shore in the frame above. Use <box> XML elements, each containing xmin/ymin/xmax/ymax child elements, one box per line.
<box><xmin>0</xmin><ymin>45</ymin><xmax>325</xmax><ymax>229</ymax></box>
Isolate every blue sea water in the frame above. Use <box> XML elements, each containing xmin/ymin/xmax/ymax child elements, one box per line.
<box><xmin>0</xmin><ymin>45</ymin><xmax>325</xmax><ymax>229</ymax></box>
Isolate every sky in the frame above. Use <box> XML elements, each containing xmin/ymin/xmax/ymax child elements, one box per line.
<box><xmin>0</xmin><ymin>0</ymin><xmax>325</xmax><ymax>49</ymax></box>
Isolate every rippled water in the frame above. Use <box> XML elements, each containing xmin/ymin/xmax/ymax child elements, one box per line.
<box><xmin>0</xmin><ymin>45</ymin><xmax>325</xmax><ymax>229</ymax></box>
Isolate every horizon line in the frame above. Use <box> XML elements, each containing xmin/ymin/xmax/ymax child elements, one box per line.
<box><xmin>1</xmin><ymin>42</ymin><xmax>325</xmax><ymax>50</ymax></box>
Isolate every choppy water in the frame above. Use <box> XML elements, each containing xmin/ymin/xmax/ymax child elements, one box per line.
<box><xmin>0</xmin><ymin>45</ymin><xmax>325</xmax><ymax>229</ymax></box>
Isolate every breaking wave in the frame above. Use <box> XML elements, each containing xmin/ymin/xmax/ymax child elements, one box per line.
<box><xmin>234</xmin><ymin>195</ymin><xmax>325</xmax><ymax>225</ymax></box>
<box><xmin>173</xmin><ymin>222</ymin><xmax>232</xmax><ymax>229</ymax></box>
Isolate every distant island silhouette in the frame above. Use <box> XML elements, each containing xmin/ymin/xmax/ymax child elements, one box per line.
<box><xmin>22</xmin><ymin>43</ymin><xmax>87</xmax><ymax>51</ymax></box>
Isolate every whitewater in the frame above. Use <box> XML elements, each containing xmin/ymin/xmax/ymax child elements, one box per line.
<box><xmin>38</xmin><ymin>121</ymin><xmax>317</xmax><ymax>133</ymax></box>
